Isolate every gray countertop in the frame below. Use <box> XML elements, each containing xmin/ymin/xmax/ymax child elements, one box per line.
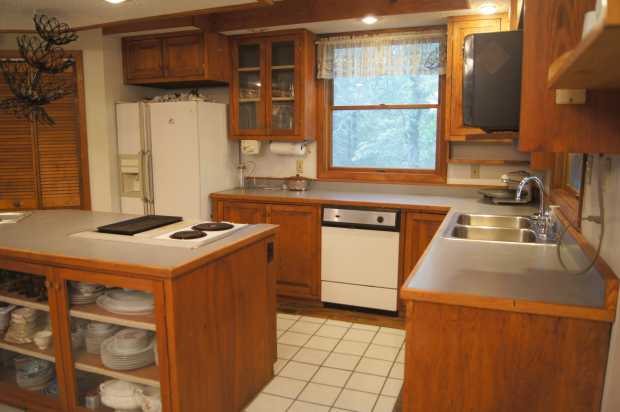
<box><xmin>213</xmin><ymin>187</ymin><xmax>609</xmax><ymax>312</ymax></box>
<box><xmin>0</xmin><ymin>210</ymin><xmax>277</xmax><ymax>273</ymax></box>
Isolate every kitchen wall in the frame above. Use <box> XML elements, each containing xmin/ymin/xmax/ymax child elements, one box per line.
<box><xmin>583</xmin><ymin>155</ymin><xmax>620</xmax><ymax>412</ymax></box>
<box><xmin>0</xmin><ymin>30</ymin><xmax>165</xmax><ymax>213</ymax></box>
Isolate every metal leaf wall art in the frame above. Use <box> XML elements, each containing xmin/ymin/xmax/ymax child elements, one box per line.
<box><xmin>0</xmin><ymin>14</ymin><xmax>78</xmax><ymax>125</ymax></box>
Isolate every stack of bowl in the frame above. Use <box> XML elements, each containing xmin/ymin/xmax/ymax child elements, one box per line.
<box><xmin>4</xmin><ymin>307</ymin><xmax>40</xmax><ymax>344</ymax></box>
<box><xmin>14</xmin><ymin>357</ymin><xmax>54</xmax><ymax>391</ymax></box>
<box><xmin>85</xmin><ymin>322</ymin><xmax>119</xmax><ymax>355</ymax></box>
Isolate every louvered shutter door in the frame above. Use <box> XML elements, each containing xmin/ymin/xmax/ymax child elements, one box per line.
<box><xmin>36</xmin><ymin>69</ymin><xmax>84</xmax><ymax>208</ymax></box>
<box><xmin>0</xmin><ymin>72</ymin><xmax>38</xmax><ymax>210</ymax></box>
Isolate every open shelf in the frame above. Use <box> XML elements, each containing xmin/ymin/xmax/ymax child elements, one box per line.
<box><xmin>238</xmin><ymin>67</ymin><xmax>261</xmax><ymax>72</ymax></box>
<box><xmin>239</xmin><ymin>98</ymin><xmax>261</xmax><ymax>103</ymax></box>
<box><xmin>272</xmin><ymin>65</ymin><xmax>295</xmax><ymax>70</ymax></box>
<box><xmin>73</xmin><ymin>351</ymin><xmax>160</xmax><ymax>388</ymax></box>
<box><xmin>0</xmin><ymin>337</ymin><xmax>56</xmax><ymax>363</ymax></box>
<box><xmin>272</xmin><ymin>97</ymin><xmax>295</xmax><ymax>101</ymax></box>
<box><xmin>70</xmin><ymin>303</ymin><xmax>156</xmax><ymax>332</ymax></box>
<box><xmin>0</xmin><ymin>290</ymin><xmax>49</xmax><ymax>312</ymax></box>
<box><xmin>548</xmin><ymin>7</ymin><xmax>620</xmax><ymax>89</ymax></box>
<box><xmin>448</xmin><ymin>159</ymin><xmax>530</xmax><ymax>166</ymax></box>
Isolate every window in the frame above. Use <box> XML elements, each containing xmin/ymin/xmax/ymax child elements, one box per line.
<box><xmin>317</xmin><ymin>30</ymin><xmax>447</xmax><ymax>183</ymax></box>
<box><xmin>550</xmin><ymin>153</ymin><xmax>587</xmax><ymax>229</ymax></box>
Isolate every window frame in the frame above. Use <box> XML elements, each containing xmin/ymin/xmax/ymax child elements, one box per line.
<box><xmin>549</xmin><ymin>153</ymin><xmax>587</xmax><ymax>229</ymax></box>
<box><xmin>316</xmin><ymin>43</ymin><xmax>447</xmax><ymax>184</ymax></box>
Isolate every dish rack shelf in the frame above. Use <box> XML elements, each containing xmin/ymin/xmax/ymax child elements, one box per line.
<box><xmin>73</xmin><ymin>350</ymin><xmax>160</xmax><ymax>388</ymax></box>
<box><xmin>0</xmin><ymin>290</ymin><xmax>49</xmax><ymax>312</ymax></box>
<box><xmin>0</xmin><ymin>336</ymin><xmax>56</xmax><ymax>363</ymax></box>
<box><xmin>70</xmin><ymin>303</ymin><xmax>156</xmax><ymax>332</ymax></box>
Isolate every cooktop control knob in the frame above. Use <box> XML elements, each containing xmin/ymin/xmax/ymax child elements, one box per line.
<box><xmin>377</xmin><ymin>216</ymin><xmax>384</xmax><ymax>223</ymax></box>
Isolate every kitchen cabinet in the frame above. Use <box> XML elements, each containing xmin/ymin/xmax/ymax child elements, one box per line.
<box><xmin>0</xmin><ymin>228</ymin><xmax>277</xmax><ymax>412</ymax></box>
<box><xmin>444</xmin><ymin>14</ymin><xmax>510</xmax><ymax>141</ymax></box>
<box><xmin>229</xmin><ymin>29</ymin><xmax>316</xmax><ymax>141</ymax></box>
<box><xmin>216</xmin><ymin>200</ymin><xmax>321</xmax><ymax>300</ymax></box>
<box><xmin>519</xmin><ymin>0</ymin><xmax>620</xmax><ymax>154</ymax></box>
<box><xmin>400</xmin><ymin>212</ymin><xmax>446</xmax><ymax>308</ymax></box>
<box><xmin>402</xmin><ymin>301</ymin><xmax>610</xmax><ymax>411</ymax></box>
<box><xmin>122</xmin><ymin>31</ymin><xmax>230</xmax><ymax>86</ymax></box>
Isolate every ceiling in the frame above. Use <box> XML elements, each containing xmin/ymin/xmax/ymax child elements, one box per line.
<box><xmin>0</xmin><ymin>0</ymin><xmax>510</xmax><ymax>33</ymax></box>
<box><xmin>0</xmin><ymin>0</ymin><xmax>253</xmax><ymax>30</ymax></box>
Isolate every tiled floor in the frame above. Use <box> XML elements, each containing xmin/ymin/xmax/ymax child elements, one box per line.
<box><xmin>245</xmin><ymin>313</ymin><xmax>405</xmax><ymax>412</ymax></box>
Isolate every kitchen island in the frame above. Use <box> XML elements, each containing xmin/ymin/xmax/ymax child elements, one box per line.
<box><xmin>0</xmin><ymin>210</ymin><xmax>279</xmax><ymax>412</ymax></box>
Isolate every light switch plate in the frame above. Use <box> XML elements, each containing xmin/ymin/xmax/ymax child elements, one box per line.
<box><xmin>470</xmin><ymin>164</ymin><xmax>481</xmax><ymax>179</ymax></box>
<box><xmin>296</xmin><ymin>159</ymin><xmax>304</xmax><ymax>175</ymax></box>
<box><xmin>555</xmin><ymin>89</ymin><xmax>586</xmax><ymax>105</ymax></box>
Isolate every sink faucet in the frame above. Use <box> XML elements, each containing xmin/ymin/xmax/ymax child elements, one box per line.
<box><xmin>516</xmin><ymin>176</ymin><xmax>556</xmax><ymax>240</ymax></box>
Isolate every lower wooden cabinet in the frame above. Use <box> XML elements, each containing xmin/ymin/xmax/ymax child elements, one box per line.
<box><xmin>401</xmin><ymin>212</ymin><xmax>446</xmax><ymax>279</ymax></box>
<box><xmin>217</xmin><ymin>200</ymin><xmax>321</xmax><ymax>300</ymax></box>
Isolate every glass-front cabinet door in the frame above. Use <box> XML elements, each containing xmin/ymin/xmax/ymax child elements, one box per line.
<box><xmin>270</xmin><ymin>39</ymin><xmax>297</xmax><ymax>134</ymax></box>
<box><xmin>235</xmin><ymin>41</ymin><xmax>266</xmax><ymax>135</ymax></box>
<box><xmin>0</xmin><ymin>261</ymin><xmax>65</xmax><ymax>410</ymax></box>
<box><xmin>57</xmin><ymin>268</ymin><xmax>166</xmax><ymax>412</ymax></box>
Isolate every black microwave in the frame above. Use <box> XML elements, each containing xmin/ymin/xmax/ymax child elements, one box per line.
<box><xmin>462</xmin><ymin>30</ymin><xmax>523</xmax><ymax>132</ymax></box>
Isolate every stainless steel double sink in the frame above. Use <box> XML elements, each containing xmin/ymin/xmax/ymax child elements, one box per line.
<box><xmin>445</xmin><ymin>213</ymin><xmax>543</xmax><ymax>244</ymax></box>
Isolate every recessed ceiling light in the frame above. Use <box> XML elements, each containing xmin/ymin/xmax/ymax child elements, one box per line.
<box><xmin>105</xmin><ymin>0</ymin><xmax>127</xmax><ymax>4</ymax></box>
<box><xmin>361</xmin><ymin>15</ymin><xmax>379</xmax><ymax>25</ymax></box>
<box><xmin>479</xmin><ymin>3</ymin><xmax>497</xmax><ymax>15</ymax></box>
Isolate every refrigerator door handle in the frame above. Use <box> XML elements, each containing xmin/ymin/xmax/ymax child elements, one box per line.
<box><xmin>143</xmin><ymin>150</ymin><xmax>155</xmax><ymax>213</ymax></box>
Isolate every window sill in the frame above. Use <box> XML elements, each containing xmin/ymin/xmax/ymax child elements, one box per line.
<box><xmin>317</xmin><ymin>168</ymin><xmax>447</xmax><ymax>185</ymax></box>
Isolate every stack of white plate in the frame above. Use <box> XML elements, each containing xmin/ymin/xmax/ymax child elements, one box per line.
<box><xmin>70</xmin><ymin>282</ymin><xmax>105</xmax><ymax>305</ymax></box>
<box><xmin>96</xmin><ymin>290</ymin><xmax>154</xmax><ymax>316</ymax></box>
<box><xmin>14</xmin><ymin>357</ymin><xmax>54</xmax><ymax>391</ymax></box>
<box><xmin>4</xmin><ymin>307</ymin><xmax>40</xmax><ymax>344</ymax></box>
<box><xmin>85</xmin><ymin>322</ymin><xmax>119</xmax><ymax>355</ymax></box>
<box><xmin>101</xmin><ymin>329</ymin><xmax>155</xmax><ymax>371</ymax></box>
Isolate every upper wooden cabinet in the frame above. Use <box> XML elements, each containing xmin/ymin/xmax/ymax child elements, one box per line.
<box><xmin>519</xmin><ymin>0</ymin><xmax>620</xmax><ymax>154</ymax></box>
<box><xmin>229</xmin><ymin>29</ymin><xmax>317</xmax><ymax>141</ymax></box>
<box><xmin>122</xmin><ymin>31</ymin><xmax>230</xmax><ymax>86</ymax></box>
<box><xmin>445</xmin><ymin>14</ymin><xmax>510</xmax><ymax>141</ymax></box>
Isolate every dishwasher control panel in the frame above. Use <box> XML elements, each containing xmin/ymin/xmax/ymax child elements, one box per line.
<box><xmin>322</xmin><ymin>206</ymin><xmax>400</xmax><ymax>232</ymax></box>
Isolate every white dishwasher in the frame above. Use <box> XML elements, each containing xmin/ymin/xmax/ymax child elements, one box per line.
<box><xmin>321</xmin><ymin>206</ymin><xmax>400</xmax><ymax>312</ymax></box>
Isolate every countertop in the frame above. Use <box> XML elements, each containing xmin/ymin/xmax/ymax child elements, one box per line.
<box><xmin>212</xmin><ymin>187</ymin><xmax>618</xmax><ymax>321</ymax></box>
<box><xmin>0</xmin><ymin>210</ymin><xmax>277</xmax><ymax>277</ymax></box>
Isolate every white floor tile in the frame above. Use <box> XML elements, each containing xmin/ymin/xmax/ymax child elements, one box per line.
<box><xmin>325</xmin><ymin>319</ymin><xmax>353</xmax><ymax>328</ymax></box>
<box><xmin>364</xmin><ymin>344</ymin><xmax>399</xmax><ymax>362</ymax></box>
<box><xmin>334</xmin><ymin>389</ymin><xmax>378</xmax><ymax>412</ymax></box>
<box><xmin>355</xmin><ymin>358</ymin><xmax>393</xmax><ymax>377</ymax></box>
<box><xmin>343</xmin><ymin>329</ymin><xmax>376</xmax><ymax>343</ymax></box>
<box><xmin>316</xmin><ymin>324</ymin><xmax>348</xmax><ymax>339</ymax></box>
<box><xmin>298</xmin><ymin>382</ymin><xmax>341</xmax><ymax>406</ymax></box>
<box><xmin>288</xmin><ymin>400</ymin><xmax>330</xmax><ymax>412</ymax></box>
<box><xmin>351</xmin><ymin>323</ymin><xmax>380</xmax><ymax>332</ymax></box>
<box><xmin>373</xmin><ymin>395</ymin><xmax>397</xmax><ymax>412</ymax></box>
<box><xmin>277</xmin><ymin>313</ymin><xmax>300</xmax><ymax>321</ymax></box>
<box><xmin>263</xmin><ymin>376</ymin><xmax>307</xmax><ymax>399</ymax></box>
<box><xmin>311</xmin><ymin>367</ymin><xmax>352</xmax><ymax>387</ymax></box>
<box><xmin>290</xmin><ymin>321</ymin><xmax>322</xmax><ymax>335</ymax></box>
<box><xmin>277</xmin><ymin>317</ymin><xmax>296</xmax><ymax>331</ymax></box>
<box><xmin>396</xmin><ymin>347</ymin><xmax>405</xmax><ymax>363</ymax></box>
<box><xmin>279</xmin><ymin>361</ymin><xmax>319</xmax><ymax>381</ymax></box>
<box><xmin>305</xmin><ymin>335</ymin><xmax>339</xmax><ymax>351</ymax></box>
<box><xmin>334</xmin><ymin>340</ymin><xmax>369</xmax><ymax>356</ymax></box>
<box><xmin>389</xmin><ymin>362</ymin><xmax>404</xmax><ymax>379</ymax></box>
<box><xmin>279</xmin><ymin>331</ymin><xmax>311</xmax><ymax>347</ymax></box>
<box><xmin>293</xmin><ymin>347</ymin><xmax>330</xmax><ymax>365</ymax></box>
<box><xmin>300</xmin><ymin>316</ymin><xmax>326</xmax><ymax>324</ymax></box>
<box><xmin>274</xmin><ymin>359</ymin><xmax>288</xmax><ymax>374</ymax></box>
<box><xmin>245</xmin><ymin>393</ymin><xmax>293</xmax><ymax>412</ymax></box>
<box><xmin>323</xmin><ymin>352</ymin><xmax>361</xmax><ymax>371</ymax></box>
<box><xmin>381</xmin><ymin>378</ymin><xmax>403</xmax><ymax>397</ymax></box>
<box><xmin>277</xmin><ymin>343</ymin><xmax>300</xmax><ymax>360</ymax></box>
<box><xmin>379</xmin><ymin>327</ymin><xmax>405</xmax><ymax>337</ymax></box>
<box><xmin>345</xmin><ymin>372</ymin><xmax>386</xmax><ymax>394</ymax></box>
<box><xmin>330</xmin><ymin>409</ymin><xmax>350</xmax><ymax>412</ymax></box>
<box><xmin>371</xmin><ymin>333</ymin><xmax>404</xmax><ymax>348</ymax></box>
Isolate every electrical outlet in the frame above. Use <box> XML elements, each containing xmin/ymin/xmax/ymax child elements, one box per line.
<box><xmin>296</xmin><ymin>159</ymin><xmax>304</xmax><ymax>175</ymax></box>
<box><xmin>470</xmin><ymin>164</ymin><xmax>480</xmax><ymax>179</ymax></box>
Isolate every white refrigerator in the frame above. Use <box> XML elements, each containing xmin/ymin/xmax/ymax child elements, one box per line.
<box><xmin>116</xmin><ymin>101</ymin><xmax>237</xmax><ymax>220</ymax></box>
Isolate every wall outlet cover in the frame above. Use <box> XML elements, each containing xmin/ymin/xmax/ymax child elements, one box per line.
<box><xmin>296</xmin><ymin>159</ymin><xmax>304</xmax><ymax>175</ymax></box>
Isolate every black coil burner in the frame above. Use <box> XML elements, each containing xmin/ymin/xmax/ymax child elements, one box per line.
<box><xmin>192</xmin><ymin>222</ymin><xmax>235</xmax><ymax>232</ymax></box>
<box><xmin>170</xmin><ymin>230</ymin><xmax>207</xmax><ymax>240</ymax></box>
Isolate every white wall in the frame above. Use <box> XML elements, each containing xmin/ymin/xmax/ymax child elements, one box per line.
<box><xmin>584</xmin><ymin>155</ymin><xmax>620</xmax><ymax>412</ymax></box>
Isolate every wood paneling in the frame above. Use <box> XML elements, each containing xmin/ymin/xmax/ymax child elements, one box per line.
<box><xmin>519</xmin><ymin>0</ymin><xmax>620</xmax><ymax>153</ymax></box>
<box><xmin>210</xmin><ymin>0</ymin><xmax>469</xmax><ymax>32</ymax></box>
<box><xmin>269</xmin><ymin>204</ymin><xmax>320</xmax><ymax>299</ymax></box>
<box><xmin>445</xmin><ymin>14</ymin><xmax>509</xmax><ymax>141</ymax></box>
<box><xmin>403</xmin><ymin>301</ymin><xmax>611</xmax><ymax>412</ymax></box>
<box><xmin>166</xmin><ymin>237</ymin><xmax>276</xmax><ymax>412</ymax></box>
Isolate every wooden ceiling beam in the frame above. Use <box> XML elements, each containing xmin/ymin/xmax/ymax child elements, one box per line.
<box><xmin>208</xmin><ymin>0</ymin><xmax>471</xmax><ymax>32</ymax></box>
